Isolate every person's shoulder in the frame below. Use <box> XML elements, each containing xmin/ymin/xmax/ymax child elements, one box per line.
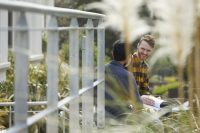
<box><xmin>131</xmin><ymin>53</ymin><xmax>140</xmax><ymax>63</ymax></box>
<box><xmin>105</xmin><ymin>61</ymin><xmax>117</xmax><ymax>73</ymax></box>
<box><xmin>105</xmin><ymin>62</ymin><xmax>111</xmax><ymax>71</ymax></box>
<box><xmin>120</xmin><ymin>67</ymin><xmax>132</xmax><ymax>77</ymax></box>
<box><xmin>105</xmin><ymin>62</ymin><xmax>110</xmax><ymax>68</ymax></box>
<box><xmin>127</xmin><ymin>70</ymin><xmax>134</xmax><ymax>77</ymax></box>
<box><xmin>105</xmin><ymin>60</ymin><xmax>115</xmax><ymax>68</ymax></box>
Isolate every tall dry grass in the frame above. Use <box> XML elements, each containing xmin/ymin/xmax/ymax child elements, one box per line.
<box><xmin>88</xmin><ymin>0</ymin><xmax>200</xmax><ymax>132</ymax></box>
<box><xmin>148</xmin><ymin>0</ymin><xmax>200</xmax><ymax>130</ymax></box>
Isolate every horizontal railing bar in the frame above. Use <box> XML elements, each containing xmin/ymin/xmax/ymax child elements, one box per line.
<box><xmin>59</xmin><ymin>106</ymin><xmax>82</xmax><ymax>119</ymax></box>
<box><xmin>0</xmin><ymin>111</ymin><xmax>46</xmax><ymax>113</ymax></box>
<box><xmin>29</xmin><ymin>54</ymin><xmax>44</xmax><ymax>62</ymax></box>
<box><xmin>58</xmin><ymin>79</ymin><xmax>104</xmax><ymax>108</ymax></box>
<box><xmin>79</xmin><ymin>79</ymin><xmax>104</xmax><ymax>95</ymax></box>
<box><xmin>27</xmin><ymin>107</ymin><xmax>56</xmax><ymax>126</ymax></box>
<box><xmin>0</xmin><ymin>1</ymin><xmax>105</xmax><ymax>19</ymax></box>
<box><xmin>0</xmin><ymin>101</ymin><xmax>47</xmax><ymax>106</ymax></box>
<box><xmin>30</xmin><ymin>79</ymin><xmax>104</xmax><ymax>124</ymax></box>
<box><xmin>57</xmin><ymin>27</ymin><xmax>105</xmax><ymax>31</ymax></box>
<box><xmin>0</xmin><ymin>26</ymin><xmax>105</xmax><ymax>31</ymax></box>
<box><xmin>0</xmin><ymin>62</ymin><xmax>10</xmax><ymax>70</ymax></box>
<box><xmin>5</xmin><ymin>79</ymin><xmax>104</xmax><ymax>133</ymax></box>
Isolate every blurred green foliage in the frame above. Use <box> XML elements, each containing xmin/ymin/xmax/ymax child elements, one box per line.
<box><xmin>152</xmin><ymin>82</ymin><xmax>179</xmax><ymax>95</ymax></box>
<box><xmin>163</xmin><ymin>76</ymin><xmax>177</xmax><ymax>83</ymax></box>
<box><xmin>0</xmin><ymin>47</ymin><xmax>69</xmax><ymax>130</ymax></box>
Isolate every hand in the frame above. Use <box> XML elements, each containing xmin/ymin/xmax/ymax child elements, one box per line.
<box><xmin>128</xmin><ymin>104</ymin><xmax>134</xmax><ymax>111</ymax></box>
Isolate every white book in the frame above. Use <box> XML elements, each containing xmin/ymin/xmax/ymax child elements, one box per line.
<box><xmin>141</xmin><ymin>95</ymin><xmax>165</xmax><ymax>108</ymax></box>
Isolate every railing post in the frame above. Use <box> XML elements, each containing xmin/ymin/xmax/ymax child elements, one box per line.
<box><xmin>14</xmin><ymin>12</ymin><xmax>29</xmax><ymax>133</ymax></box>
<box><xmin>46</xmin><ymin>15</ymin><xmax>58</xmax><ymax>133</ymax></box>
<box><xmin>69</xmin><ymin>17</ymin><xmax>80</xmax><ymax>133</ymax></box>
<box><xmin>13</xmin><ymin>0</ymin><xmax>44</xmax><ymax>63</ymax></box>
<box><xmin>9</xmin><ymin>106</ymin><xmax>12</xmax><ymax>127</ymax></box>
<box><xmin>81</xmin><ymin>35</ymin><xmax>86</xmax><ymax>130</ymax></box>
<box><xmin>44</xmin><ymin>0</ymin><xmax>54</xmax><ymax>27</ymax></box>
<box><xmin>0</xmin><ymin>9</ymin><xmax>10</xmax><ymax>82</ymax></box>
<box><xmin>26</xmin><ymin>0</ymin><xmax>44</xmax><ymax>62</ymax></box>
<box><xmin>82</xmin><ymin>19</ymin><xmax>94</xmax><ymax>133</ymax></box>
<box><xmin>97</xmin><ymin>19</ymin><xmax>105</xmax><ymax>128</ymax></box>
<box><xmin>60</xmin><ymin>111</ymin><xmax>65</xmax><ymax>133</ymax></box>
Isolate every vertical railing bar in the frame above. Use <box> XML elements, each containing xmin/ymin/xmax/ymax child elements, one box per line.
<box><xmin>63</xmin><ymin>112</ymin><xmax>66</xmax><ymax>133</ymax></box>
<box><xmin>14</xmin><ymin>12</ymin><xmax>29</xmax><ymax>133</ymax></box>
<box><xmin>0</xmin><ymin>9</ymin><xmax>9</xmax><ymax>81</ymax></box>
<box><xmin>82</xmin><ymin>19</ymin><xmax>94</xmax><ymax>133</ymax></box>
<box><xmin>19</xmin><ymin>0</ymin><xmax>44</xmax><ymax>63</ymax></box>
<box><xmin>60</xmin><ymin>111</ymin><xmax>65</xmax><ymax>133</ymax></box>
<box><xmin>46</xmin><ymin>15</ymin><xmax>59</xmax><ymax>133</ymax></box>
<box><xmin>9</xmin><ymin>106</ymin><xmax>12</xmax><ymax>127</ymax></box>
<box><xmin>28</xmin><ymin>11</ymin><xmax>44</xmax><ymax>63</ymax></box>
<box><xmin>81</xmin><ymin>35</ymin><xmax>86</xmax><ymax>131</ymax></box>
<box><xmin>69</xmin><ymin>17</ymin><xmax>80</xmax><ymax>133</ymax></box>
<box><xmin>97</xmin><ymin>19</ymin><xmax>105</xmax><ymax>128</ymax></box>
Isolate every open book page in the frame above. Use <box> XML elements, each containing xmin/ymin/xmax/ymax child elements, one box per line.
<box><xmin>141</xmin><ymin>95</ymin><xmax>165</xmax><ymax>108</ymax></box>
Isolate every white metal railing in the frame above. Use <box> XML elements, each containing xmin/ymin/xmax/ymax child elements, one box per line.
<box><xmin>0</xmin><ymin>7</ymin><xmax>9</xmax><ymax>82</ymax></box>
<box><xmin>0</xmin><ymin>0</ymin><xmax>105</xmax><ymax>133</ymax></box>
<box><xmin>0</xmin><ymin>101</ymin><xmax>47</xmax><ymax>128</ymax></box>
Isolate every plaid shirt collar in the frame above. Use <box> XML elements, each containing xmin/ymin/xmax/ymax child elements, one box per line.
<box><xmin>132</xmin><ymin>52</ymin><xmax>147</xmax><ymax>65</ymax></box>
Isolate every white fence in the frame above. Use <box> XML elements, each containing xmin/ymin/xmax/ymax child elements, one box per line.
<box><xmin>0</xmin><ymin>0</ymin><xmax>105</xmax><ymax>133</ymax></box>
<box><xmin>1</xmin><ymin>0</ymin><xmax>53</xmax><ymax>82</ymax></box>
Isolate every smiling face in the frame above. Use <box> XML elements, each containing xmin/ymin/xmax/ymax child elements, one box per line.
<box><xmin>137</xmin><ymin>40</ymin><xmax>153</xmax><ymax>61</ymax></box>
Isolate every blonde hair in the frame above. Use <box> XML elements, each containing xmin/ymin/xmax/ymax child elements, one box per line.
<box><xmin>138</xmin><ymin>35</ymin><xmax>155</xmax><ymax>48</ymax></box>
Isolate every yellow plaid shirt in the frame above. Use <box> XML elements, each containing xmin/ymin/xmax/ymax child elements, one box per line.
<box><xmin>128</xmin><ymin>53</ymin><xmax>150</xmax><ymax>95</ymax></box>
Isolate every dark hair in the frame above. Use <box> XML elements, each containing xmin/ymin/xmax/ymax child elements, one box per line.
<box><xmin>138</xmin><ymin>34</ymin><xmax>155</xmax><ymax>48</ymax></box>
<box><xmin>112</xmin><ymin>40</ymin><xmax>126</xmax><ymax>61</ymax></box>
